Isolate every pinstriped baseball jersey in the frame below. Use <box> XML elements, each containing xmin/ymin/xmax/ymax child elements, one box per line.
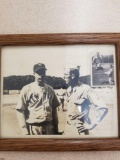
<box><xmin>16</xmin><ymin>82</ymin><xmax>59</xmax><ymax>124</ymax></box>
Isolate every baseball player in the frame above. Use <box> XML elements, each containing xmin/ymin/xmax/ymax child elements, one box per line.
<box><xmin>16</xmin><ymin>63</ymin><xmax>60</xmax><ymax>135</ymax></box>
<box><xmin>63</xmin><ymin>66</ymin><xmax>108</xmax><ymax>135</ymax></box>
<box><xmin>104</xmin><ymin>64</ymin><xmax>114</xmax><ymax>85</ymax></box>
<box><xmin>92</xmin><ymin>52</ymin><xmax>103</xmax><ymax>70</ymax></box>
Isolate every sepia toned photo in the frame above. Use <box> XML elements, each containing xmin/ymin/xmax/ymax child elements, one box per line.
<box><xmin>91</xmin><ymin>51</ymin><xmax>115</xmax><ymax>86</ymax></box>
<box><xmin>1</xmin><ymin>45</ymin><xmax>118</xmax><ymax>138</ymax></box>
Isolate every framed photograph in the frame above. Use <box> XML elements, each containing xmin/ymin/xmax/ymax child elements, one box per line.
<box><xmin>0</xmin><ymin>33</ymin><xmax>120</xmax><ymax>151</ymax></box>
<box><xmin>91</xmin><ymin>51</ymin><xmax>115</xmax><ymax>86</ymax></box>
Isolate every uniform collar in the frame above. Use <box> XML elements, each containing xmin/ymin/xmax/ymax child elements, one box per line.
<box><xmin>34</xmin><ymin>81</ymin><xmax>46</xmax><ymax>92</ymax></box>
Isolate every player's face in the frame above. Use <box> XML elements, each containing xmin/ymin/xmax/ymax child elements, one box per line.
<box><xmin>64</xmin><ymin>72</ymin><xmax>72</xmax><ymax>86</ymax></box>
<box><xmin>96</xmin><ymin>52</ymin><xmax>99</xmax><ymax>57</ymax></box>
<box><xmin>34</xmin><ymin>70</ymin><xmax>46</xmax><ymax>86</ymax></box>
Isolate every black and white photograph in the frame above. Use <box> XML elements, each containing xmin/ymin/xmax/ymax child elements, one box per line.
<box><xmin>91</xmin><ymin>51</ymin><xmax>115</xmax><ymax>86</ymax></box>
<box><xmin>1</xmin><ymin>45</ymin><xmax>118</xmax><ymax>138</ymax></box>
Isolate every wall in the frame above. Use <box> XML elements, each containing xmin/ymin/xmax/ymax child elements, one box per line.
<box><xmin>0</xmin><ymin>0</ymin><xmax>120</xmax><ymax>159</ymax></box>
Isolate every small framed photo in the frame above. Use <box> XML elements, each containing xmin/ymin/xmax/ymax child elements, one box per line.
<box><xmin>0</xmin><ymin>34</ymin><xmax>120</xmax><ymax>151</ymax></box>
<box><xmin>91</xmin><ymin>51</ymin><xmax>115</xmax><ymax>86</ymax></box>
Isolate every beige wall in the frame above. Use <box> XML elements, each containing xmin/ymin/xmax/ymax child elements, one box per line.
<box><xmin>0</xmin><ymin>0</ymin><xmax>120</xmax><ymax>34</ymax></box>
<box><xmin>0</xmin><ymin>0</ymin><xmax>120</xmax><ymax>159</ymax></box>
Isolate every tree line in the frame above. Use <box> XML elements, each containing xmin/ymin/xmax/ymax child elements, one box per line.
<box><xmin>3</xmin><ymin>75</ymin><xmax>66</xmax><ymax>90</ymax></box>
<box><xmin>3</xmin><ymin>75</ymin><xmax>90</xmax><ymax>90</ymax></box>
<box><xmin>101</xmin><ymin>55</ymin><xmax>114</xmax><ymax>63</ymax></box>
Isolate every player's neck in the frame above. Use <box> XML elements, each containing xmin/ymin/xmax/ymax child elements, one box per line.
<box><xmin>35</xmin><ymin>80</ymin><xmax>44</xmax><ymax>87</ymax></box>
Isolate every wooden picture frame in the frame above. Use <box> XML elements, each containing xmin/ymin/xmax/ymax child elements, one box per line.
<box><xmin>0</xmin><ymin>33</ymin><xmax>120</xmax><ymax>151</ymax></box>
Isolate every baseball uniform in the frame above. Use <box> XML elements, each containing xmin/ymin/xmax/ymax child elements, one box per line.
<box><xmin>64</xmin><ymin>83</ymin><xmax>108</xmax><ymax>135</ymax></box>
<box><xmin>16</xmin><ymin>82</ymin><xmax>60</xmax><ymax>135</ymax></box>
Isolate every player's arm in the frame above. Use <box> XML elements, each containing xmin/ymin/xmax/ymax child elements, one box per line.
<box><xmin>52</xmin><ymin>91</ymin><xmax>60</xmax><ymax>134</ymax></box>
<box><xmin>16</xmin><ymin>88</ymin><xmax>29</xmax><ymax>135</ymax></box>
<box><xmin>100</xmin><ymin>56</ymin><xmax>103</xmax><ymax>63</ymax></box>
<box><xmin>52</xmin><ymin>108</ymin><xmax>59</xmax><ymax>134</ymax></box>
<box><xmin>92</xmin><ymin>56</ymin><xmax>95</xmax><ymax>64</ymax></box>
<box><xmin>104</xmin><ymin>68</ymin><xmax>112</xmax><ymax>75</ymax></box>
<box><xmin>87</xmin><ymin>88</ymin><xmax>108</xmax><ymax>109</ymax></box>
<box><xmin>85</xmin><ymin>88</ymin><xmax>108</xmax><ymax>130</ymax></box>
<box><xmin>104</xmin><ymin>68</ymin><xmax>111</xmax><ymax>74</ymax></box>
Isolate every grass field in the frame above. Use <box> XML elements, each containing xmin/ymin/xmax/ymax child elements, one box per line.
<box><xmin>92</xmin><ymin>64</ymin><xmax>114</xmax><ymax>86</ymax></box>
<box><xmin>1</xmin><ymin>87</ymin><xmax>118</xmax><ymax>138</ymax></box>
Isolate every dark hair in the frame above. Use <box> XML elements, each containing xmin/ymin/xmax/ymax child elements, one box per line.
<box><xmin>70</xmin><ymin>69</ymin><xmax>79</xmax><ymax>79</ymax></box>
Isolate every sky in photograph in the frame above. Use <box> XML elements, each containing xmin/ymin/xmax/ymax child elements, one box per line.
<box><xmin>1</xmin><ymin>44</ymin><xmax>115</xmax><ymax>78</ymax></box>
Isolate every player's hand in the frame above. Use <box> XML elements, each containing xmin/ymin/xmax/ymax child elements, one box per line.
<box><xmin>84</xmin><ymin>123</ymin><xmax>93</xmax><ymax>130</ymax></box>
<box><xmin>76</xmin><ymin>122</ymin><xmax>87</xmax><ymax>133</ymax></box>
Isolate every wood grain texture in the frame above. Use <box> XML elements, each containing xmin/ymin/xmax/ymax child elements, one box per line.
<box><xmin>0</xmin><ymin>33</ymin><xmax>120</xmax><ymax>151</ymax></box>
<box><xmin>116</xmin><ymin>42</ymin><xmax>120</xmax><ymax>137</ymax></box>
<box><xmin>0</xmin><ymin>33</ymin><xmax>120</xmax><ymax>46</ymax></box>
<box><xmin>0</xmin><ymin>138</ymin><xmax>120</xmax><ymax>151</ymax></box>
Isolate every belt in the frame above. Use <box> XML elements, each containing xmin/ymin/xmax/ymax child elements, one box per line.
<box><xmin>27</xmin><ymin>121</ymin><xmax>53</xmax><ymax>126</ymax></box>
